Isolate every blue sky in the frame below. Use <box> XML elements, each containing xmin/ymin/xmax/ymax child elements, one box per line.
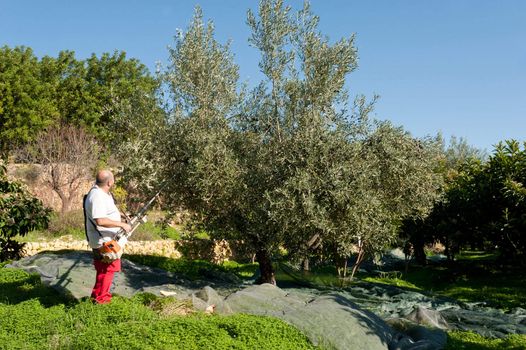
<box><xmin>1</xmin><ymin>0</ymin><xmax>524</xmax><ymax>152</ymax></box>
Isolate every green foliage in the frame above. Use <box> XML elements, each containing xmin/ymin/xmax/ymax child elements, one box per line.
<box><xmin>161</xmin><ymin>5</ymin><xmax>242</xmax><ymax>229</ymax></box>
<box><xmin>0</xmin><ymin>46</ymin><xmax>58</xmax><ymax>158</ymax></box>
<box><xmin>0</xmin><ymin>267</ymin><xmax>318</xmax><ymax>350</ymax></box>
<box><xmin>125</xmin><ymin>254</ymin><xmax>255</xmax><ymax>281</ymax></box>
<box><xmin>446</xmin><ymin>331</ymin><xmax>526</xmax><ymax>350</ymax></box>
<box><xmin>106</xmin><ymin>85</ymin><xmax>167</xmax><ymax>195</ymax></box>
<box><xmin>166</xmin><ymin>6</ymin><xmax>239</xmax><ymax>119</ymax></box>
<box><xmin>161</xmin><ymin>1</ymin><xmax>443</xmax><ymax>283</ymax></box>
<box><xmin>0</xmin><ymin>161</ymin><xmax>50</xmax><ymax>261</ymax></box>
<box><xmin>403</xmin><ymin>139</ymin><xmax>526</xmax><ymax>264</ymax></box>
<box><xmin>39</xmin><ymin>49</ymin><xmax>159</xmax><ymax>136</ymax></box>
<box><xmin>0</xmin><ymin>46</ymin><xmax>160</xmax><ymax>163</ymax></box>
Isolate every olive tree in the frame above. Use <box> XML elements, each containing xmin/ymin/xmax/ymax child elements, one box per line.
<box><xmin>162</xmin><ymin>1</ymin><xmax>443</xmax><ymax>284</ymax></box>
<box><xmin>160</xmin><ymin>6</ymin><xmax>243</xmax><ymax>230</ymax></box>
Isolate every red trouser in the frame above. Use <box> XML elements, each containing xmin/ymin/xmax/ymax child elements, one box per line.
<box><xmin>91</xmin><ymin>259</ymin><xmax>121</xmax><ymax>304</ymax></box>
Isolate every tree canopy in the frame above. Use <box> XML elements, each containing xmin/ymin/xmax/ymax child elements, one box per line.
<box><xmin>0</xmin><ymin>46</ymin><xmax>159</xmax><ymax>160</ymax></box>
<box><xmin>0</xmin><ymin>46</ymin><xmax>58</xmax><ymax>159</ymax></box>
<box><xmin>402</xmin><ymin>139</ymin><xmax>526</xmax><ymax>265</ymax></box>
<box><xmin>159</xmin><ymin>1</ymin><xmax>443</xmax><ymax>283</ymax></box>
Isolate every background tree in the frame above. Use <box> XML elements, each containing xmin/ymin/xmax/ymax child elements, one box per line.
<box><xmin>400</xmin><ymin>136</ymin><xmax>485</xmax><ymax>264</ymax></box>
<box><xmin>22</xmin><ymin>124</ymin><xmax>101</xmax><ymax>214</ymax></box>
<box><xmin>0</xmin><ymin>160</ymin><xmax>50</xmax><ymax>261</ymax></box>
<box><xmin>1</xmin><ymin>47</ymin><xmax>159</xmax><ymax>161</ymax></box>
<box><xmin>82</xmin><ymin>51</ymin><xmax>159</xmax><ymax>136</ymax></box>
<box><xmin>0</xmin><ymin>46</ymin><xmax>58</xmax><ymax>159</ymax></box>
<box><xmin>481</xmin><ymin>140</ymin><xmax>526</xmax><ymax>261</ymax></box>
<box><xmin>401</xmin><ymin>139</ymin><xmax>526</xmax><ymax>265</ymax></box>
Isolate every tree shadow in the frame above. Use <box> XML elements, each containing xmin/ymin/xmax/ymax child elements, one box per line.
<box><xmin>122</xmin><ymin>254</ymin><xmax>243</xmax><ymax>291</ymax></box>
<box><xmin>1</xmin><ymin>249</ymin><xmax>90</xmax><ymax>306</ymax></box>
<box><xmin>0</xmin><ymin>269</ymin><xmax>76</xmax><ymax>307</ymax></box>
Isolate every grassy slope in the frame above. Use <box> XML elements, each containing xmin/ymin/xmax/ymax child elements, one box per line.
<box><xmin>0</xmin><ymin>263</ymin><xmax>318</xmax><ymax>350</ymax></box>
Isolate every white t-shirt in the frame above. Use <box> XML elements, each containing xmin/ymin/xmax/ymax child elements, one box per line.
<box><xmin>84</xmin><ymin>186</ymin><xmax>121</xmax><ymax>248</ymax></box>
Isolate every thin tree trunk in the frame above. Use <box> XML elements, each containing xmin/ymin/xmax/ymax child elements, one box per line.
<box><xmin>301</xmin><ymin>257</ymin><xmax>310</xmax><ymax>273</ymax></box>
<box><xmin>61</xmin><ymin>196</ymin><xmax>72</xmax><ymax>215</ymax></box>
<box><xmin>350</xmin><ymin>245</ymin><xmax>366</xmax><ymax>281</ymax></box>
<box><xmin>412</xmin><ymin>238</ymin><xmax>427</xmax><ymax>265</ymax></box>
<box><xmin>255</xmin><ymin>249</ymin><xmax>276</xmax><ymax>285</ymax></box>
<box><xmin>404</xmin><ymin>241</ymin><xmax>413</xmax><ymax>274</ymax></box>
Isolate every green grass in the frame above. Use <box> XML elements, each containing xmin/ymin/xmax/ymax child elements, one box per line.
<box><xmin>362</xmin><ymin>252</ymin><xmax>526</xmax><ymax>311</ymax></box>
<box><xmin>125</xmin><ymin>254</ymin><xmax>258</xmax><ymax>282</ymax></box>
<box><xmin>446</xmin><ymin>331</ymin><xmax>526</xmax><ymax>350</ymax></box>
<box><xmin>456</xmin><ymin>250</ymin><xmax>499</xmax><ymax>261</ymax></box>
<box><xmin>17</xmin><ymin>209</ymin><xmax>184</xmax><ymax>242</ymax></box>
<box><xmin>220</xmin><ymin>260</ymin><xmax>259</xmax><ymax>278</ymax></box>
<box><xmin>362</xmin><ymin>275</ymin><xmax>421</xmax><ymax>290</ymax></box>
<box><xmin>130</xmin><ymin>221</ymin><xmax>182</xmax><ymax>241</ymax></box>
<box><xmin>0</xmin><ymin>266</ymin><xmax>320</xmax><ymax>350</ymax></box>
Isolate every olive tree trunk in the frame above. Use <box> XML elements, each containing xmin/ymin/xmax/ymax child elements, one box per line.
<box><xmin>255</xmin><ymin>249</ymin><xmax>276</xmax><ymax>285</ymax></box>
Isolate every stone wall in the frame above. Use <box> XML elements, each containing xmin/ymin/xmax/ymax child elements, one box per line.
<box><xmin>21</xmin><ymin>237</ymin><xmax>243</xmax><ymax>263</ymax></box>
<box><xmin>23</xmin><ymin>238</ymin><xmax>182</xmax><ymax>259</ymax></box>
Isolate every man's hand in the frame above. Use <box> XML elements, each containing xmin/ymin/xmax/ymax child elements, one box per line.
<box><xmin>121</xmin><ymin>223</ymin><xmax>132</xmax><ymax>233</ymax></box>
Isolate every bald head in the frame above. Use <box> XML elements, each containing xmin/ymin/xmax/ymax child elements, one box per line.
<box><xmin>96</xmin><ymin>170</ymin><xmax>114</xmax><ymax>189</ymax></box>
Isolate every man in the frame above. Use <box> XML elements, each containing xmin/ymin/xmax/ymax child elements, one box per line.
<box><xmin>84</xmin><ymin>169</ymin><xmax>131</xmax><ymax>304</ymax></box>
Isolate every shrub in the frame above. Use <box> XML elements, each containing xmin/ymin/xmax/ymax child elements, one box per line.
<box><xmin>0</xmin><ymin>161</ymin><xmax>51</xmax><ymax>261</ymax></box>
<box><xmin>46</xmin><ymin>209</ymin><xmax>85</xmax><ymax>238</ymax></box>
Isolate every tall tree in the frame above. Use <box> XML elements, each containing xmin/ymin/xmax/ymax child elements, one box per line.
<box><xmin>1</xmin><ymin>47</ymin><xmax>159</xmax><ymax>160</ymax></box>
<box><xmin>0</xmin><ymin>46</ymin><xmax>58</xmax><ymax>159</ymax></box>
<box><xmin>161</xmin><ymin>1</ymin><xmax>443</xmax><ymax>284</ymax></box>
<box><xmin>83</xmin><ymin>51</ymin><xmax>159</xmax><ymax>135</ymax></box>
